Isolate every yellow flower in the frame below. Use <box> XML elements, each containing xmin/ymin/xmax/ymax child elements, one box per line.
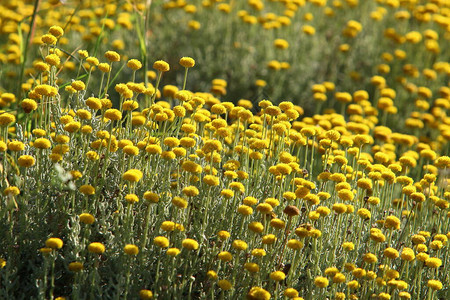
<box><xmin>251</xmin><ymin>248</ymin><xmax>266</xmax><ymax>257</ymax></box>
<box><xmin>247</xmin><ymin>287</ymin><xmax>270</xmax><ymax>300</ymax></box>
<box><xmin>88</xmin><ymin>242</ymin><xmax>105</xmax><ymax>254</ymax></box>
<box><xmin>427</xmin><ymin>280</ymin><xmax>443</xmax><ymax>290</ymax></box>
<box><xmin>231</xmin><ymin>240</ymin><xmax>248</xmax><ymax>251</ymax></box>
<box><xmin>287</xmin><ymin>239</ymin><xmax>303</xmax><ymax>250</ymax></box>
<box><xmin>347</xmin><ymin>280</ymin><xmax>360</xmax><ymax>289</ymax></box>
<box><xmin>139</xmin><ymin>289</ymin><xmax>153</xmax><ymax>299</ymax></box>
<box><xmin>270</xmin><ymin>271</ymin><xmax>286</xmax><ymax>281</ymax></box>
<box><xmin>127</xmin><ymin>59</ymin><xmax>142</xmax><ymax>70</ymax></box>
<box><xmin>105</xmin><ymin>50</ymin><xmax>120</xmax><ymax>62</ymax></box>
<box><xmin>167</xmin><ymin>248</ymin><xmax>180</xmax><ymax>257</ymax></box>
<box><xmin>17</xmin><ymin>155</ymin><xmax>35</xmax><ymax>167</ymax></box>
<box><xmin>0</xmin><ymin>113</ymin><xmax>15</xmax><ymax>126</ymax></box>
<box><xmin>248</xmin><ymin>222</ymin><xmax>264</xmax><ymax>233</ymax></box>
<box><xmin>425</xmin><ymin>257</ymin><xmax>442</xmax><ymax>268</ymax></box>
<box><xmin>34</xmin><ymin>138</ymin><xmax>51</xmax><ymax>149</ymax></box>
<box><xmin>49</xmin><ymin>25</ymin><xmax>64</xmax><ymax>38</ymax></box>
<box><xmin>45</xmin><ymin>54</ymin><xmax>60</xmax><ymax>66</ymax></box>
<box><xmin>182</xmin><ymin>238</ymin><xmax>199</xmax><ymax>250</ymax></box>
<box><xmin>45</xmin><ymin>238</ymin><xmax>63</xmax><ymax>249</ymax></box>
<box><xmin>217</xmin><ymin>231</ymin><xmax>230</xmax><ymax>240</ymax></box>
<box><xmin>314</xmin><ymin>276</ymin><xmax>329</xmax><ymax>288</ymax></box>
<box><xmin>244</xmin><ymin>263</ymin><xmax>260</xmax><ymax>273</ymax></box>
<box><xmin>218</xmin><ymin>279</ymin><xmax>232</xmax><ymax>290</ymax></box>
<box><xmin>124</xmin><ymin>244</ymin><xmax>139</xmax><ymax>255</ymax></box>
<box><xmin>384</xmin><ymin>215</ymin><xmax>401</xmax><ymax>230</ymax></box>
<box><xmin>104</xmin><ymin>109</ymin><xmax>122</xmax><ymax>121</ymax></box>
<box><xmin>79</xmin><ymin>213</ymin><xmax>95</xmax><ymax>224</ymax></box>
<box><xmin>333</xmin><ymin>273</ymin><xmax>346</xmax><ymax>283</ymax></box>
<box><xmin>172</xmin><ymin>196</ymin><xmax>188</xmax><ymax>209</ymax></box>
<box><xmin>68</xmin><ymin>262</ymin><xmax>83</xmax><ymax>272</ymax></box>
<box><xmin>143</xmin><ymin>191</ymin><xmax>159</xmax><ymax>203</ymax></box>
<box><xmin>342</xmin><ymin>242</ymin><xmax>355</xmax><ymax>251</ymax></box>
<box><xmin>79</xmin><ymin>185</ymin><xmax>95</xmax><ymax>195</ymax></box>
<box><xmin>21</xmin><ymin>99</ymin><xmax>38</xmax><ymax>113</ymax></box>
<box><xmin>262</xmin><ymin>234</ymin><xmax>277</xmax><ymax>245</ymax></box>
<box><xmin>125</xmin><ymin>194</ymin><xmax>139</xmax><ymax>204</ymax></box>
<box><xmin>153</xmin><ymin>60</ymin><xmax>170</xmax><ymax>72</ymax></box>
<box><xmin>400</xmin><ymin>248</ymin><xmax>415</xmax><ymax>262</ymax></box>
<box><xmin>123</xmin><ymin>169</ymin><xmax>143</xmax><ymax>182</ymax></box>
<box><xmin>357</xmin><ymin>208</ymin><xmax>371</xmax><ymax>219</ymax></box>
<box><xmin>203</xmin><ymin>175</ymin><xmax>220</xmax><ymax>186</ymax></box>
<box><xmin>384</xmin><ymin>247</ymin><xmax>399</xmax><ymax>259</ymax></box>
<box><xmin>153</xmin><ymin>236</ymin><xmax>169</xmax><ymax>248</ymax></box>
<box><xmin>179</xmin><ymin>57</ymin><xmax>195</xmax><ymax>68</ymax></box>
<box><xmin>218</xmin><ymin>251</ymin><xmax>232</xmax><ymax>262</ymax></box>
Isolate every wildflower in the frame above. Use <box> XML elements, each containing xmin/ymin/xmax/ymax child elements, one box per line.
<box><xmin>232</xmin><ymin>240</ymin><xmax>248</xmax><ymax>251</ymax></box>
<box><xmin>218</xmin><ymin>279</ymin><xmax>232</xmax><ymax>290</ymax></box>
<box><xmin>179</xmin><ymin>57</ymin><xmax>195</xmax><ymax>68</ymax></box>
<box><xmin>45</xmin><ymin>54</ymin><xmax>60</xmax><ymax>66</ymax></box>
<box><xmin>400</xmin><ymin>248</ymin><xmax>415</xmax><ymax>261</ymax></box>
<box><xmin>17</xmin><ymin>155</ymin><xmax>35</xmax><ymax>167</ymax></box>
<box><xmin>247</xmin><ymin>287</ymin><xmax>271</xmax><ymax>300</ymax></box>
<box><xmin>399</xmin><ymin>291</ymin><xmax>411</xmax><ymax>299</ymax></box>
<box><xmin>357</xmin><ymin>208</ymin><xmax>371</xmax><ymax>219</ymax></box>
<box><xmin>347</xmin><ymin>280</ymin><xmax>360</xmax><ymax>289</ymax></box>
<box><xmin>244</xmin><ymin>263</ymin><xmax>260</xmax><ymax>273</ymax></box>
<box><xmin>363</xmin><ymin>253</ymin><xmax>378</xmax><ymax>264</ymax></box>
<box><xmin>342</xmin><ymin>242</ymin><xmax>355</xmax><ymax>251</ymax></box>
<box><xmin>45</xmin><ymin>238</ymin><xmax>63</xmax><ymax>249</ymax></box>
<box><xmin>171</xmin><ymin>196</ymin><xmax>187</xmax><ymax>209</ymax></box>
<box><xmin>385</xmin><ymin>215</ymin><xmax>401</xmax><ymax>230</ymax></box>
<box><xmin>203</xmin><ymin>175</ymin><xmax>220</xmax><ymax>186</ymax></box>
<box><xmin>123</xmin><ymin>169</ymin><xmax>143</xmax><ymax>182</ymax></box>
<box><xmin>217</xmin><ymin>231</ymin><xmax>230</xmax><ymax>240</ymax></box>
<box><xmin>98</xmin><ymin>63</ymin><xmax>111</xmax><ymax>73</ymax></box>
<box><xmin>0</xmin><ymin>113</ymin><xmax>15</xmax><ymax>126</ymax></box>
<box><xmin>262</xmin><ymin>234</ymin><xmax>277</xmax><ymax>245</ymax></box>
<box><xmin>49</xmin><ymin>25</ymin><xmax>64</xmax><ymax>37</ymax></box>
<box><xmin>218</xmin><ymin>251</ymin><xmax>232</xmax><ymax>262</ymax></box>
<box><xmin>21</xmin><ymin>99</ymin><xmax>38</xmax><ymax>113</ymax></box>
<box><xmin>68</xmin><ymin>262</ymin><xmax>83</xmax><ymax>272</ymax></box>
<box><xmin>88</xmin><ymin>242</ymin><xmax>105</xmax><ymax>254</ymax></box>
<box><xmin>167</xmin><ymin>248</ymin><xmax>180</xmax><ymax>257</ymax></box>
<box><xmin>256</xmin><ymin>203</ymin><xmax>273</xmax><ymax>214</ymax></box>
<box><xmin>127</xmin><ymin>59</ymin><xmax>142</xmax><ymax>70</ymax></box>
<box><xmin>104</xmin><ymin>109</ymin><xmax>122</xmax><ymax>121</ymax></box>
<box><xmin>153</xmin><ymin>60</ymin><xmax>170</xmax><ymax>72</ymax></box>
<box><xmin>332</xmin><ymin>203</ymin><xmax>347</xmax><ymax>214</ymax></box>
<box><xmin>248</xmin><ymin>222</ymin><xmax>264</xmax><ymax>233</ymax></box>
<box><xmin>425</xmin><ymin>257</ymin><xmax>442</xmax><ymax>268</ymax></box>
<box><xmin>79</xmin><ymin>185</ymin><xmax>95</xmax><ymax>195</ymax></box>
<box><xmin>427</xmin><ymin>280</ymin><xmax>443</xmax><ymax>290</ymax></box>
<box><xmin>182</xmin><ymin>239</ymin><xmax>199</xmax><ymax>250</ymax></box>
<box><xmin>314</xmin><ymin>276</ymin><xmax>329</xmax><ymax>288</ymax></box>
<box><xmin>384</xmin><ymin>247</ymin><xmax>399</xmax><ymax>259</ymax></box>
<box><xmin>79</xmin><ymin>213</ymin><xmax>95</xmax><ymax>224</ymax></box>
<box><xmin>251</xmin><ymin>248</ymin><xmax>266</xmax><ymax>257</ymax></box>
<box><xmin>124</xmin><ymin>244</ymin><xmax>139</xmax><ymax>255</ymax></box>
<box><xmin>125</xmin><ymin>194</ymin><xmax>139</xmax><ymax>204</ymax></box>
<box><xmin>270</xmin><ymin>271</ymin><xmax>286</xmax><ymax>281</ymax></box>
<box><xmin>105</xmin><ymin>50</ymin><xmax>120</xmax><ymax>62</ymax></box>
<box><xmin>34</xmin><ymin>138</ymin><xmax>51</xmax><ymax>149</ymax></box>
<box><xmin>203</xmin><ymin>270</ymin><xmax>218</xmax><ymax>281</ymax></box>
<box><xmin>139</xmin><ymin>290</ymin><xmax>153</xmax><ymax>299</ymax></box>
<box><xmin>182</xmin><ymin>186</ymin><xmax>199</xmax><ymax>197</ymax></box>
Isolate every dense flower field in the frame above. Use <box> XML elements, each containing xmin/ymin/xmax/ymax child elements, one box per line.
<box><xmin>0</xmin><ymin>0</ymin><xmax>449</xmax><ymax>299</ymax></box>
